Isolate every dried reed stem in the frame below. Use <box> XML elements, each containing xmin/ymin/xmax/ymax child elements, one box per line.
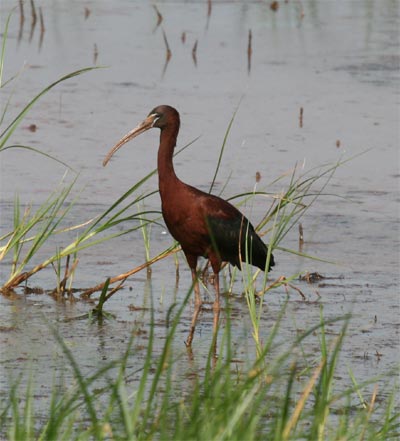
<box><xmin>80</xmin><ymin>246</ymin><xmax>179</xmax><ymax>298</ymax></box>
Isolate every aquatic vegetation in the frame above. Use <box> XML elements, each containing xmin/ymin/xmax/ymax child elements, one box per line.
<box><xmin>0</xmin><ymin>6</ymin><xmax>398</xmax><ymax>440</ymax></box>
<box><xmin>0</xmin><ymin>304</ymin><xmax>398</xmax><ymax>440</ymax></box>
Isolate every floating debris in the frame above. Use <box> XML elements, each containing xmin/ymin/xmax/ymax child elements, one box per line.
<box><xmin>161</xmin><ymin>29</ymin><xmax>172</xmax><ymax>77</ymax></box>
<box><xmin>38</xmin><ymin>6</ymin><xmax>45</xmax><ymax>50</ymax></box>
<box><xmin>270</xmin><ymin>1</ymin><xmax>279</xmax><ymax>11</ymax></box>
<box><xmin>24</xmin><ymin>286</ymin><xmax>44</xmax><ymax>294</ymax></box>
<box><xmin>29</xmin><ymin>0</ymin><xmax>37</xmax><ymax>42</ymax></box>
<box><xmin>299</xmin><ymin>3</ymin><xmax>305</xmax><ymax>20</ymax></box>
<box><xmin>298</xmin><ymin>223</ymin><xmax>304</xmax><ymax>241</ymax></box>
<box><xmin>206</xmin><ymin>0</ymin><xmax>212</xmax><ymax>29</ymax></box>
<box><xmin>27</xmin><ymin>123</ymin><xmax>37</xmax><ymax>132</ymax></box>
<box><xmin>162</xmin><ymin>29</ymin><xmax>172</xmax><ymax>60</ymax></box>
<box><xmin>0</xmin><ymin>326</ymin><xmax>18</xmax><ymax>333</ymax></box>
<box><xmin>255</xmin><ymin>171</ymin><xmax>261</xmax><ymax>183</ymax></box>
<box><xmin>298</xmin><ymin>223</ymin><xmax>304</xmax><ymax>251</ymax></box>
<box><xmin>299</xmin><ymin>272</ymin><xmax>325</xmax><ymax>284</ymax></box>
<box><xmin>256</xmin><ymin>275</ymin><xmax>306</xmax><ymax>300</ymax></box>
<box><xmin>299</xmin><ymin>106</ymin><xmax>304</xmax><ymax>128</ymax></box>
<box><xmin>93</xmin><ymin>43</ymin><xmax>99</xmax><ymax>64</ymax></box>
<box><xmin>19</xmin><ymin>0</ymin><xmax>25</xmax><ymax>23</ymax></box>
<box><xmin>153</xmin><ymin>4</ymin><xmax>163</xmax><ymax>31</ymax></box>
<box><xmin>18</xmin><ymin>0</ymin><xmax>25</xmax><ymax>44</ymax></box>
<box><xmin>192</xmin><ymin>40</ymin><xmax>198</xmax><ymax>67</ymax></box>
<box><xmin>247</xmin><ymin>29</ymin><xmax>252</xmax><ymax>74</ymax></box>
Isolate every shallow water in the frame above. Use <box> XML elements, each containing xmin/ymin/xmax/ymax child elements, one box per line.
<box><xmin>0</xmin><ymin>0</ymin><xmax>399</xmax><ymax>422</ymax></box>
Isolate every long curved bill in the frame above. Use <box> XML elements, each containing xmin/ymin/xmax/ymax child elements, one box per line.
<box><xmin>103</xmin><ymin>114</ymin><xmax>157</xmax><ymax>166</ymax></box>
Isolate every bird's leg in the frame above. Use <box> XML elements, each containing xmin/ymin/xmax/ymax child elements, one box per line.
<box><xmin>210</xmin><ymin>271</ymin><xmax>221</xmax><ymax>361</ymax></box>
<box><xmin>212</xmin><ymin>273</ymin><xmax>220</xmax><ymax>338</ymax></box>
<box><xmin>185</xmin><ymin>267</ymin><xmax>202</xmax><ymax>347</ymax></box>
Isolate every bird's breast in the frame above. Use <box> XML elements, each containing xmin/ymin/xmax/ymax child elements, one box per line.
<box><xmin>161</xmin><ymin>191</ymin><xmax>211</xmax><ymax>255</ymax></box>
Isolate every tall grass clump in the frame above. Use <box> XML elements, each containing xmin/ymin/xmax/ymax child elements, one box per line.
<box><xmin>0</xmin><ymin>301</ymin><xmax>398</xmax><ymax>440</ymax></box>
<box><xmin>0</xmin><ymin>8</ymin><xmax>195</xmax><ymax>294</ymax></box>
<box><xmin>0</xmin><ymin>10</ymin><xmax>170</xmax><ymax>294</ymax></box>
<box><xmin>0</xmin><ymin>10</ymin><xmax>97</xmax><ymax>290</ymax></box>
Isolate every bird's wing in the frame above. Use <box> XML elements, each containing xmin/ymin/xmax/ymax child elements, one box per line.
<box><xmin>184</xmin><ymin>187</ymin><xmax>273</xmax><ymax>271</ymax></box>
<box><xmin>206</xmin><ymin>214</ymin><xmax>259</xmax><ymax>268</ymax></box>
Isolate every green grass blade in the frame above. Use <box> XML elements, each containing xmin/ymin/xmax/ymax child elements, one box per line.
<box><xmin>2</xmin><ymin>144</ymin><xmax>74</xmax><ymax>171</ymax></box>
<box><xmin>0</xmin><ymin>8</ymin><xmax>15</xmax><ymax>88</ymax></box>
<box><xmin>0</xmin><ymin>67</ymin><xmax>101</xmax><ymax>149</ymax></box>
<box><xmin>49</xmin><ymin>324</ymin><xmax>102</xmax><ymax>439</ymax></box>
<box><xmin>209</xmin><ymin>97</ymin><xmax>243</xmax><ymax>194</ymax></box>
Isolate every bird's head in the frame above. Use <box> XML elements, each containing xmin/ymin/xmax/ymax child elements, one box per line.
<box><xmin>103</xmin><ymin>105</ymin><xmax>179</xmax><ymax>166</ymax></box>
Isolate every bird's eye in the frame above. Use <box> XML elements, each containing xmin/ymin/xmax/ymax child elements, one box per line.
<box><xmin>150</xmin><ymin>113</ymin><xmax>161</xmax><ymax>127</ymax></box>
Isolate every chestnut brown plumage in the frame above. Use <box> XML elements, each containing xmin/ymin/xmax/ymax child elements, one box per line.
<box><xmin>103</xmin><ymin>105</ymin><xmax>274</xmax><ymax>346</ymax></box>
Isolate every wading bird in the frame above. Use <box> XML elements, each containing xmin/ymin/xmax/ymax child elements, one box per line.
<box><xmin>103</xmin><ymin>105</ymin><xmax>274</xmax><ymax>347</ymax></box>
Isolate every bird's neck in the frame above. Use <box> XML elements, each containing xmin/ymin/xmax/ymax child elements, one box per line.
<box><xmin>157</xmin><ymin>126</ymin><xmax>180</xmax><ymax>196</ymax></box>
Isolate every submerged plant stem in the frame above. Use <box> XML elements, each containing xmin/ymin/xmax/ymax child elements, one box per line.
<box><xmin>80</xmin><ymin>244</ymin><xmax>179</xmax><ymax>298</ymax></box>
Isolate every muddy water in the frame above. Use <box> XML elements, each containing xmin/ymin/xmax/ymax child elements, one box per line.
<box><xmin>1</xmin><ymin>0</ymin><xmax>399</xmax><ymax>420</ymax></box>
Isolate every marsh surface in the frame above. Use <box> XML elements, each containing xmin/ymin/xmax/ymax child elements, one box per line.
<box><xmin>0</xmin><ymin>0</ymin><xmax>399</xmax><ymax>418</ymax></box>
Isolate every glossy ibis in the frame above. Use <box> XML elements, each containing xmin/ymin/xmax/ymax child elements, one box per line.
<box><xmin>103</xmin><ymin>105</ymin><xmax>274</xmax><ymax>347</ymax></box>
